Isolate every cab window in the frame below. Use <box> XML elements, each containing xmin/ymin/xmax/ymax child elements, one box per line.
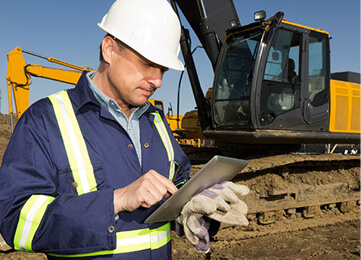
<box><xmin>308</xmin><ymin>32</ymin><xmax>328</xmax><ymax>107</ymax></box>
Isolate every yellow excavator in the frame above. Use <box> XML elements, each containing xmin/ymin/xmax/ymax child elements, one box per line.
<box><xmin>169</xmin><ymin>1</ymin><xmax>360</xmax><ymax>156</ymax></box>
<box><xmin>168</xmin><ymin>0</ymin><xmax>360</xmax><ymax>223</ymax></box>
<box><xmin>6</xmin><ymin>47</ymin><xmax>93</xmax><ymax>119</ymax></box>
<box><xmin>5</xmin><ymin>46</ymin><xmax>181</xmax><ymax>131</ymax></box>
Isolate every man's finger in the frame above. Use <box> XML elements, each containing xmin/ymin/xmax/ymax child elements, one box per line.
<box><xmin>146</xmin><ymin>170</ymin><xmax>178</xmax><ymax>195</ymax></box>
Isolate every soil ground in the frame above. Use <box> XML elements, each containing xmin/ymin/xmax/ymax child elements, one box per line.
<box><xmin>0</xmin><ymin>113</ymin><xmax>359</xmax><ymax>259</ymax></box>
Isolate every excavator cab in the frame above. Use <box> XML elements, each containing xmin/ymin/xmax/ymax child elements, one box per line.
<box><xmin>212</xmin><ymin>11</ymin><xmax>331</xmax><ymax>136</ymax></box>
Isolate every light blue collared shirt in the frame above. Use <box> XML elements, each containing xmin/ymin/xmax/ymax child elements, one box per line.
<box><xmin>86</xmin><ymin>71</ymin><xmax>149</xmax><ymax>165</ymax></box>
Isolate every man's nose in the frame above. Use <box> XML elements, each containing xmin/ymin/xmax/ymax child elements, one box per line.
<box><xmin>148</xmin><ymin>68</ymin><xmax>163</xmax><ymax>88</ymax></box>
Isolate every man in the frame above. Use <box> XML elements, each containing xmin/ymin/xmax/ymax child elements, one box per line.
<box><xmin>0</xmin><ymin>0</ymin><xmax>248</xmax><ymax>259</ymax></box>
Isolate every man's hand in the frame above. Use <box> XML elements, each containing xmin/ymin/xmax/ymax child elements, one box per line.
<box><xmin>177</xmin><ymin>181</ymin><xmax>249</xmax><ymax>253</ymax></box>
<box><xmin>113</xmin><ymin>170</ymin><xmax>178</xmax><ymax>213</ymax></box>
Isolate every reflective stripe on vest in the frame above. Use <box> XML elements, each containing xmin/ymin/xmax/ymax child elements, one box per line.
<box><xmin>14</xmin><ymin>195</ymin><xmax>55</xmax><ymax>252</ymax></box>
<box><xmin>49</xmin><ymin>91</ymin><xmax>97</xmax><ymax>195</ymax></box>
<box><xmin>48</xmin><ymin>222</ymin><xmax>171</xmax><ymax>258</ymax></box>
<box><xmin>151</xmin><ymin>110</ymin><xmax>175</xmax><ymax>181</ymax></box>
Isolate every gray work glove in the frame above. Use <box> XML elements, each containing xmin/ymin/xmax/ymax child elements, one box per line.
<box><xmin>177</xmin><ymin>181</ymin><xmax>249</xmax><ymax>253</ymax></box>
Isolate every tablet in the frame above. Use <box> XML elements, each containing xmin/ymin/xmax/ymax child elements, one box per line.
<box><xmin>144</xmin><ymin>155</ymin><xmax>248</xmax><ymax>223</ymax></box>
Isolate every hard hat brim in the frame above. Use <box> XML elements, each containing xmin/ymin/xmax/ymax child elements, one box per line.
<box><xmin>98</xmin><ymin>23</ymin><xmax>184</xmax><ymax>71</ymax></box>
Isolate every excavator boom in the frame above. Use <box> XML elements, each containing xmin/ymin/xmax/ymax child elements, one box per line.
<box><xmin>173</xmin><ymin>0</ymin><xmax>239</xmax><ymax>68</ymax></box>
<box><xmin>6</xmin><ymin>47</ymin><xmax>93</xmax><ymax>119</ymax></box>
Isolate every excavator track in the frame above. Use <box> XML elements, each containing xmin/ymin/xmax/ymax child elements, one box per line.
<box><xmin>191</xmin><ymin>153</ymin><xmax>360</xmax><ymax>225</ymax></box>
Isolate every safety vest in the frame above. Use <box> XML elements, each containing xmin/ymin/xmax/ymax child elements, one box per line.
<box><xmin>13</xmin><ymin>90</ymin><xmax>175</xmax><ymax>257</ymax></box>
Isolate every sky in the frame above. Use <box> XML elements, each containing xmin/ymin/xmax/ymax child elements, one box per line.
<box><xmin>0</xmin><ymin>0</ymin><xmax>359</xmax><ymax>116</ymax></box>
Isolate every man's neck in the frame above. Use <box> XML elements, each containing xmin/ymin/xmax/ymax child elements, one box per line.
<box><xmin>92</xmin><ymin>70</ymin><xmax>132</xmax><ymax>118</ymax></box>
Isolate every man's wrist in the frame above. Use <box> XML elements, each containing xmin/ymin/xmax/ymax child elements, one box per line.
<box><xmin>113</xmin><ymin>188</ymin><xmax>125</xmax><ymax>214</ymax></box>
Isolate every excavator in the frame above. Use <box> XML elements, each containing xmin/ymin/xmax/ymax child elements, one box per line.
<box><xmin>171</xmin><ymin>0</ymin><xmax>360</xmax><ymax>149</ymax></box>
<box><xmin>169</xmin><ymin>0</ymin><xmax>360</xmax><ymax>223</ymax></box>
<box><xmin>6</xmin><ymin>47</ymin><xmax>93</xmax><ymax>120</ymax></box>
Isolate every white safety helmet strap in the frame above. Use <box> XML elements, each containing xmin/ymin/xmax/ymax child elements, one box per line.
<box><xmin>98</xmin><ymin>0</ymin><xmax>184</xmax><ymax>71</ymax></box>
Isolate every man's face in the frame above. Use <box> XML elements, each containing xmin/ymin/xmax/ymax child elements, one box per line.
<box><xmin>107</xmin><ymin>40</ymin><xmax>168</xmax><ymax>108</ymax></box>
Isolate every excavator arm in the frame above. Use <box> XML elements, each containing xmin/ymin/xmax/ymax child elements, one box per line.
<box><xmin>170</xmin><ymin>0</ymin><xmax>240</xmax><ymax>130</ymax></box>
<box><xmin>6</xmin><ymin>47</ymin><xmax>93</xmax><ymax>119</ymax></box>
<box><xmin>173</xmin><ymin>0</ymin><xmax>239</xmax><ymax>69</ymax></box>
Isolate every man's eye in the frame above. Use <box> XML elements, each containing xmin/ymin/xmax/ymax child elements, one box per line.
<box><xmin>142</xmin><ymin>60</ymin><xmax>168</xmax><ymax>73</ymax></box>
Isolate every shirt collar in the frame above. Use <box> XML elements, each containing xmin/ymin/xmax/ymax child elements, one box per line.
<box><xmin>85</xmin><ymin>71</ymin><xmax>149</xmax><ymax>119</ymax></box>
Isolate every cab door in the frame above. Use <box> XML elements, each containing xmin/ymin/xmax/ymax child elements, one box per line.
<box><xmin>302</xmin><ymin>30</ymin><xmax>330</xmax><ymax>126</ymax></box>
<box><xmin>256</xmin><ymin>24</ymin><xmax>329</xmax><ymax>131</ymax></box>
<box><xmin>257</xmin><ymin>26</ymin><xmax>303</xmax><ymax>129</ymax></box>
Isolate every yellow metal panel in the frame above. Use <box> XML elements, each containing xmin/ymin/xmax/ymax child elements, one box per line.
<box><xmin>351</xmin><ymin>97</ymin><xmax>360</xmax><ymax>131</ymax></box>
<box><xmin>336</xmin><ymin>88</ymin><xmax>348</xmax><ymax>95</ymax></box>
<box><xmin>329</xmin><ymin>79</ymin><xmax>360</xmax><ymax>133</ymax></box>
<box><xmin>165</xmin><ymin>114</ymin><xmax>184</xmax><ymax>132</ymax></box>
<box><xmin>334</xmin><ymin>95</ymin><xmax>348</xmax><ymax>130</ymax></box>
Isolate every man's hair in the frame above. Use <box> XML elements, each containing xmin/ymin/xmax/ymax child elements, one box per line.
<box><xmin>99</xmin><ymin>33</ymin><xmax>127</xmax><ymax>63</ymax></box>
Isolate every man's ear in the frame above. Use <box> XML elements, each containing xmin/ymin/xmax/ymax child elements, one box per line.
<box><xmin>101</xmin><ymin>36</ymin><xmax>115</xmax><ymax>65</ymax></box>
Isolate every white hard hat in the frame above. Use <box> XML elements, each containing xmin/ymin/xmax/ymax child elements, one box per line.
<box><xmin>98</xmin><ymin>0</ymin><xmax>184</xmax><ymax>71</ymax></box>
